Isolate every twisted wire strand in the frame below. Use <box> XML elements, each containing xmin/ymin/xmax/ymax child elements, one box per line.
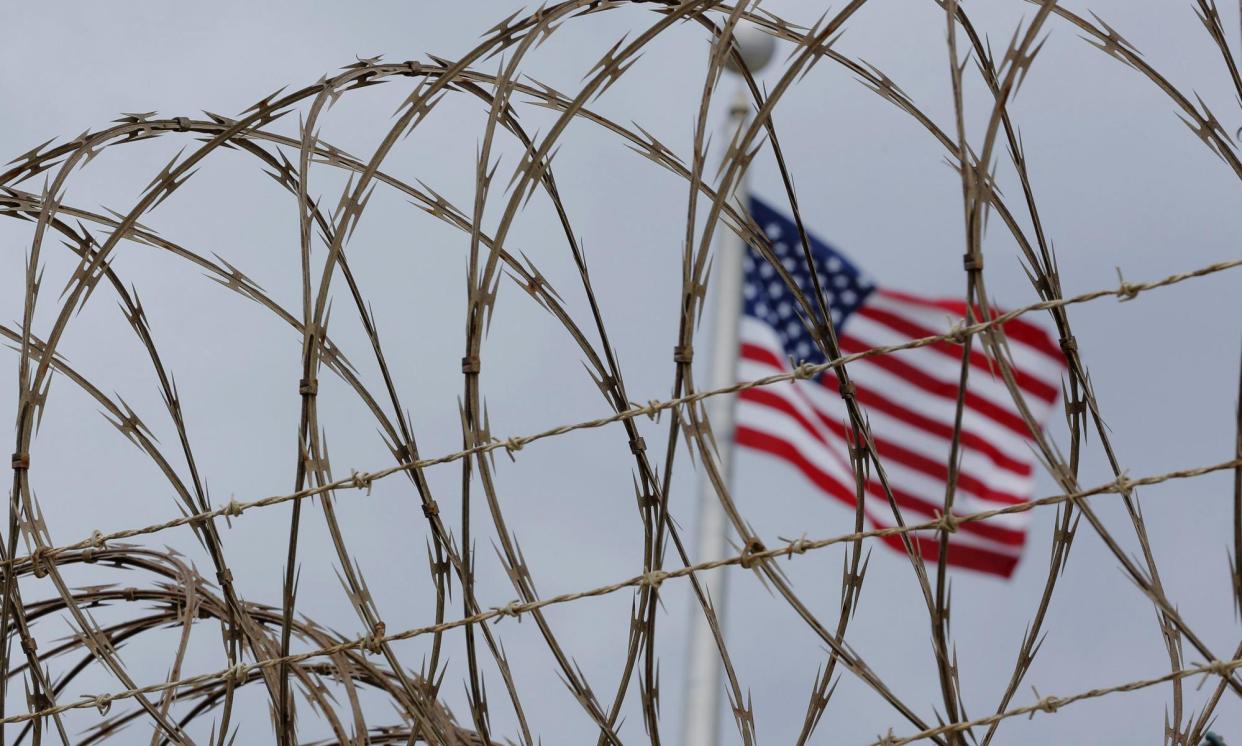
<box><xmin>2</xmin><ymin>455</ymin><xmax>1237</xmax><ymax>728</ymax></box>
<box><xmin>8</xmin><ymin>257</ymin><xmax>1238</xmax><ymax>573</ymax></box>
<box><xmin>876</xmin><ymin>656</ymin><xmax>1242</xmax><ymax>745</ymax></box>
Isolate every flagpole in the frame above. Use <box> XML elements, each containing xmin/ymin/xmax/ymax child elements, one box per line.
<box><xmin>683</xmin><ymin>26</ymin><xmax>773</xmax><ymax>746</ymax></box>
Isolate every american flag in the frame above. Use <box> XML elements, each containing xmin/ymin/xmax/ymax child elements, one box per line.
<box><xmin>736</xmin><ymin>196</ymin><xmax>1065</xmax><ymax>577</ymax></box>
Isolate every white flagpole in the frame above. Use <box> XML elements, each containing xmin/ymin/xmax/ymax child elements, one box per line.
<box><xmin>682</xmin><ymin>26</ymin><xmax>773</xmax><ymax>746</ymax></box>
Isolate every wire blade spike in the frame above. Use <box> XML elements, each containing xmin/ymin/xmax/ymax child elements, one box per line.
<box><xmin>0</xmin><ymin>7</ymin><xmax>1238</xmax><ymax>742</ymax></box>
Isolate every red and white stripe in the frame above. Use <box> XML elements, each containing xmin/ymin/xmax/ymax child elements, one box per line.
<box><xmin>736</xmin><ymin>290</ymin><xmax>1064</xmax><ymax>577</ymax></box>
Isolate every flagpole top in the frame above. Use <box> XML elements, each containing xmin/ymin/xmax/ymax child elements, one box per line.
<box><xmin>724</xmin><ymin>25</ymin><xmax>776</xmax><ymax>74</ymax></box>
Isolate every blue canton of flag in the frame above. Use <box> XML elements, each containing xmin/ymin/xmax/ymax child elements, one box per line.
<box><xmin>742</xmin><ymin>198</ymin><xmax>875</xmax><ymax>366</ymax></box>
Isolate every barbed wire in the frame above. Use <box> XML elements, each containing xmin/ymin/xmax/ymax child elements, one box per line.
<box><xmin>877</xmin><ymin>656</ymin><xmax>1242</xmax><ymax>745</ymax></box>
<box><xmin>3</xmin><ymin>455</ymin><xmax>1236</xmax><ymax>728</ymax></box>
<box><xmin>2</xmin><ymin>1</ymin><xmax>1238</xmax><ymax>739</ymax></box>
<box><xmin>11</xmin><ymin>256</ymin><xmax>1238</xmax><ymax>575</ymax></box>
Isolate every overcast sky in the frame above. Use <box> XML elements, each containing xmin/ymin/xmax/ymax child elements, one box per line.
<box><xmin>2</xmin><ymin>0</ymin><xmax>1241</xmax><ymax>743</ymax></box>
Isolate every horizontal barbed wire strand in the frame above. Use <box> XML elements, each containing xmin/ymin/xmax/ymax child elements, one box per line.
<box><xmin>3</xmin><ymin>256</ymin><xmax>1235</xmax><ymax>573</ymax></box>
<box><xmin>0</xmin><ymin>455</ymin><xmax>1237</xmax><ymax>728</ymax></box>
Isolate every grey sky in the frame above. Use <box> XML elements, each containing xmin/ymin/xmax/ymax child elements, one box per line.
<box><xmin>1</xmin><ymin>0</ymin><xmax>1241</xmax><ymax>743</ymax></box>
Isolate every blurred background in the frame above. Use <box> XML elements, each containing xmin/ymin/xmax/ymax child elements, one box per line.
<box><xmin>1</xmin><ymin>0</ymin><xmax>1240</xmax><ymax>742</ymax></box>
